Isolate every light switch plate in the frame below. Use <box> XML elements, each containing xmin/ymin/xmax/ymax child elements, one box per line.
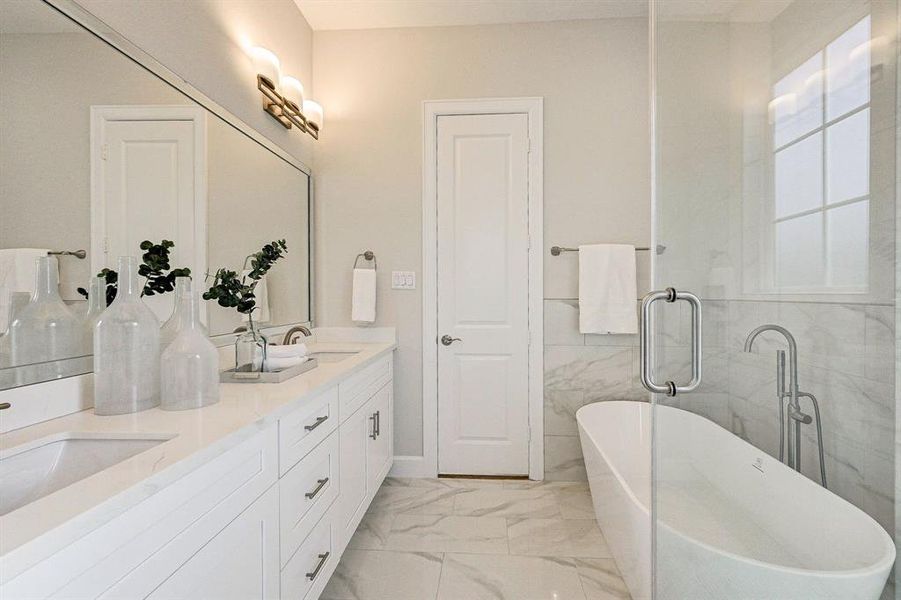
<box><xmin>391</xmin><ymin>271</ymin><xmax>416</xmax><ymax>290</ymax></box>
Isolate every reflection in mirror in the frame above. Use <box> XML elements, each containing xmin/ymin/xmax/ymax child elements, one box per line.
<box><xmin>0</xmin><ymin>0</ymin><xmax>311</xmax><ymax>391</ymax></box>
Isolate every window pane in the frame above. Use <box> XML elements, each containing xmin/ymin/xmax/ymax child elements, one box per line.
<box><xmin>776</xmin><ymin>213</ymin><xmax>824</xmax><ymax>289</ymax></box>
<box><xmin>774</xmin><ymin>132</ymin><xmax>822</xmax><ymax>218</ymax></box>
<box><xmin>827</xmin><ymin>201</ymin><xmax>869</xmax><ymax>288</ymax></box>
<box><xmin>826</xmin><ymin>108</ymin><xmax>869</xmax><ymax>204</ymax></box>
<box><xmin>773</xmin><ymin>53</ymin><xmax>823</xmax><ymax>147</ymax></box>
<box><xmin>826</xmin><ymin>16</ymin><xmax>870</xmax><ymax>121</ymax></box>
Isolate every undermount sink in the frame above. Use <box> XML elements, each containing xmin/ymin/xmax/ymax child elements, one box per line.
<box><xmin>308</xmin><ymin>351</ymin><xmax>360</xmax><ymax>364</ymax></box>
<box><xmin>0</xmin><ymin>434</ymin><xmax>174</xmax><ymax>516</ymax></box>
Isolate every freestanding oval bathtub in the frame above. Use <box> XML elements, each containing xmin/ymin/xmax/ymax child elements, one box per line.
<box><xmin>576</xmin><ymin>401</ymin><xmax>895</xmax><ymax>600</ymax></box>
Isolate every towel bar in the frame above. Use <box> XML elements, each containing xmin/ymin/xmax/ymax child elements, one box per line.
<box><xmin>353</xmin><ymin>250</ymin><xmax>377</xmax><ymax>270</ymax></box>
<box><xmin>550</xmin><ymin>245</ymin><xmax>665</xmax><ymax>256</ymax></box>
<box><xmin>48</xmin><ymin>250</ymin><xmax>86</xmax><ymax>259</ymax></box>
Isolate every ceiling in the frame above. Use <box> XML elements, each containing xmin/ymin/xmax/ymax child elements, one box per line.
<box><xmin>294</xmin><ymin>0</ymin><xmax>649</xmax><ymax>31</ymax></box>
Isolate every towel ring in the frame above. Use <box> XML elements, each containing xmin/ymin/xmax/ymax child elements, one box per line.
<box><xmin>353</xmin><ymin>250</ymin><xmax>377</xmax><ymax>270</ymax></box>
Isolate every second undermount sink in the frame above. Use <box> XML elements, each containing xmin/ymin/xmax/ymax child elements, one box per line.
<box><xmin>308</xmin><ymin>350</ymin><xmax>360</xmax><ymax>364</ymax></box>
<box><xmin>0</xmin><ymin>434</ymin><xmax>174</xmax><ymax>516</ymax></box>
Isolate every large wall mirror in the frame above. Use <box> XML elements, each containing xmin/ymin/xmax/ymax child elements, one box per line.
<box><xmin>0</xmin><ymin>0</ymin><xmax>312</xmax><ymax>390</ymax></box>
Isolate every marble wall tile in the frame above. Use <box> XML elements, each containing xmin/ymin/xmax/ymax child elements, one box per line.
<box><xmin>545</xmin><ymin>299</ymin><xmax>585</xmax><ymax>346</ymax></box>
<box><xmin>545</xmin><ymin>346</ymin><xmax>634</xmax><ymax>395</ymax></box>
<box><xmin>545</xmin><ymin>390</ymin><xmax>587</xmax><ymax>436</ymax></box>
<box><xmin>545</xmin><ymin>435</ymin><xmax>587</xmax><ymax>481</ymax></box>
<box><xmin>865</xmin><ymin>305</ymin><xmax>895</xmax><ymax>384</ymax></box>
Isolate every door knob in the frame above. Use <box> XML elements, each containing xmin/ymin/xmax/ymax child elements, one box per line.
<box><xmin>440</xmin><ymin>335</ymin><xmax>462</xmax><ymax>346</ymax></box>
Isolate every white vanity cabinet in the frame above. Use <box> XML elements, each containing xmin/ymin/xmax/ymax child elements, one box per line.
<box><xmin>0</xmin><ymin>350</ymin><xmax>394</xmax><ymax>600</ymax></box>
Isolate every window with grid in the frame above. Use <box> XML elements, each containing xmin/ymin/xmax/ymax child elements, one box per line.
<box><xmin>770</xmin><ymin>16</ymin><xmax>871</xmax><ymax>292</ymax></box>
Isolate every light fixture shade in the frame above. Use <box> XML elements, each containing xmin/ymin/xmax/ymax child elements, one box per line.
<box><xmin>303</xmin><ymin>100</ymin><xmax>323</xmax><ymax>130</ymax></box>
<box><xmin>250</xmin><ymin>46</ymin><xmax>280</xmax><ymax>89</ymax></box>
<box><xmin>281</xmin><ymin>76</ymin><xmax>305</xmax><ymax>106</ymax></box>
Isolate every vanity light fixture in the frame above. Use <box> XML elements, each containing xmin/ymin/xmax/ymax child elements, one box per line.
<box><xmin>250</xmin><ymin>46</ymin><xmax>322</xmax><ymax>139</ymax></box>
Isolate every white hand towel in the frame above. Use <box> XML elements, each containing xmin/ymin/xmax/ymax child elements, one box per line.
<box><xmin>268</xmin><ymin>343</ymin><xmax>308</xmax><ymax>358</ymax></box>
<box><xmin>0</xmin><ymin>248</ymin><xmax>50</xmax><ymax>332</ymax></box>
<box><xmin>241</xmin><ymin>271</ymin><xmax>271</xmax><ymax>324</ymax></box>
<box><xmin>351</xmin><ymin>268</ymin><xmax>376</xmax><ymax>324</ymax></box>
<box><xmin>264</xmin><ymin>355</ymin><xmax>309</xmax><ymax>372</ymax></box>
<box><xmin>578</xmin><ymin>244</ymin><xmax>638</xmax><ymax>334</ymax></box>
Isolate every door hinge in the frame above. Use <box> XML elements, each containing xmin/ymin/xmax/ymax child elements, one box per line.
<box><xmin>102</xmin><ymin>237</ymin><xmax>109</xmax><ymax>253</ymax></box>
<box><xmin>527</xmin><ymin>138</ymin><xmax>532</xmax><ymax>154</ymax></box>
<box><xmin>101</xmin><ymin>144</ymin><xmax>109</xmax><ymax>160</ymax></box>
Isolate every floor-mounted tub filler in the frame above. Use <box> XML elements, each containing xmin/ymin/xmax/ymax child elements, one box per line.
<box><xmin>576</xmin><ymin>401</ymin><xmax>895</xmax><ymax>600</ymax></box>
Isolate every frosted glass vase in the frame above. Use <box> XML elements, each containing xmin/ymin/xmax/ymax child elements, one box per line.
<box><xmin>160</xmin><ymin>277</ymin><xmax>191</xmax><ymax>352</ymax></box>
<box><xmin>94</xmin><ymin>256</ymin><xmax>161</xmax><ymax>415</ymax></box>
<box><xmin>161</xmin><ymin>278</ymin><xmax>219</xmax><ymax>410</ymax></box>
<box><xmin>9</xmin><ymin>256</ymin><xmax>81</xmax><ymax>366</ymax></box>
<box><xmin>82</xmin><ymin>276</ymin><xmax>106</xmax><ymax>353</ymax></box>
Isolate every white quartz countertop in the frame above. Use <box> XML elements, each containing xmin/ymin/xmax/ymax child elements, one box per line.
<box><xmin>0</xmin><ymin>340</ymin><xmax>395</xmax><ymax>564</ymax></box>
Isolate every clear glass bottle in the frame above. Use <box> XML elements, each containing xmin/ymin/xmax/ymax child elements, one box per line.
<box><xmin>160</xmin><ymin>276</ymin><xmax>206</xmax><ymax>350</ymax></box>
<box><xmin>82</xmin><ymin>276</ymin><xmax>106</xmax><ymax>353</ymax></box>
<box><xmin>161</xmin><ymin>278</ymin><xmax>219</xmax><ymax>410</ymax></box>
<box><xmin>9</xmin><ymin>256</ymin><xmax>81</xmax><ymax>366</ymax></box>
<box><xmin>94</xmin><ymin>256</ymin><xmax>161</xmax><ymax>415</ymax></box>
<box><xmin>234</xmin><ymin>314</ymin><xmax>267</xmax><ymax>378</ymax></box>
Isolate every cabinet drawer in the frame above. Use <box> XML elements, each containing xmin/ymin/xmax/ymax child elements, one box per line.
<box><xmin>281</xmin><ymin>510</ymin><xmax>337</xmax><ymax>600</ymax></box>
<box><xmin>280</xmin><ymin>386</ymin><xmax>339</xmax><ymax>476</ymax></box>
<box><xmin>338</xmin><ymin>355</ymin><xmax>392</xmax><ymax>420</ymax></box>
<box><xmin>280</xmin><ymin>430</ymin><xmax>339</xmax><ymax>567</ymax></box>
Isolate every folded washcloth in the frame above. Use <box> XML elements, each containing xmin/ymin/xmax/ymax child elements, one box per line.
<box><xmin>264</xmin><ymin>355</ymin><xmax>309</xmax><ymax>372</ymax></box>
<box><xmin>267</xmin><ymin>343</ymin><xmax>308</xmax><ymax>358</ymax></box>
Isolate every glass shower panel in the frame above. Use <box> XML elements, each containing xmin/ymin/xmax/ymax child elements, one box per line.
<box><xmin>652</xmin><ymin>1</ymin><xmax>897</xmax><ymax>599</ymax></box>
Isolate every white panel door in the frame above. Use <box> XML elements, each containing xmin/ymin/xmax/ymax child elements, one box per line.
<box><xmin>94</xmin><ymin>110</ymin><xmax>204</xmax><ymax>321</ymax></box>
<box><xmin>436</xmin><ymin>113</ymin><xmax>530</xmax><ymax>476</ymax></box>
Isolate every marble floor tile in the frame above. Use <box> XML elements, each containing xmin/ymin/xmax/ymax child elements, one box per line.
<box><xmin>575</xmin><ymin>558</ymin><xmax>632</xmax><ymax>599</ymax></box>
<box><xmin>320</xmin><ymin>549</ymin><xmax>444</xmax><ymax>600</ymax></box>
<box><xmin>346</xmin><ymin>511</ymin><xmax>396</xmax><ymax>550</ymax></box>
<box><xmin>453</xmin><ymin>488</ymin><xmax>561</xmax><ymax>518</ymax></box>
<box><xmin>437</xmin><ymin>553</ymin><xmax>587</xmax><ymax>600</ymax></box>
<box><xmin>383</xmin><ymin>476</ymin><xmax>506</xmax><ymax>489</ymax></box>
<box><xmin>383</xmin><ymin>514</ymin><xmax>509</xmax><ymax>554</ymax></box>
<box><xmin>555</xmin><ymin>485</ymin><xmax>597</xmax><ymax>519</ymax></box>
<box><xmin>507</xmin><ymin>518</ymin><xmax>611</xmax><ymax>558</ymax></box>
<box><xmin>368</xmin><ymin>484</ymin><xmax>459</xmax><ymax>515</ymax></box>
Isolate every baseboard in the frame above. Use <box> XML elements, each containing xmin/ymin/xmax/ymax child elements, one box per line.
<box><xmin>389</xmin><ymin>455</ymin><xmax>436</xmax><ymax>478</ymax></box>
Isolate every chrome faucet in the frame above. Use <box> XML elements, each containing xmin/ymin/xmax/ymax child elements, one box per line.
<box><xmin>743</xmin><ymin>324</ymin><xmax>826</xmax><ymax>487</ymax></box>
<box><xmin>282</xmin><ymin>325</ymin><xmax>312</xmax><ymax>345</ymax></box>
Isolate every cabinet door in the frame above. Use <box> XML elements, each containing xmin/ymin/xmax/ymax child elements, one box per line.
<box><xmin>336</xmin><ymin>403</ymin><xmax>369</xmax><ymax>552</ymax></box>
<box><xmin>147</xmin><ymin>485</ymin><xmax>280</xmax><ymax>600</ymax></box>
<box><xmin>365</xmin><ymin>383</ymin><xmax>393</xmax><ymax>494</ymax></box>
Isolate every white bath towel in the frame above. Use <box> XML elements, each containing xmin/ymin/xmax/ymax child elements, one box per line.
<box><xmin>268</xmin><ymin>343</ymin><xmax>308</xmax><ymax>358</ymax></box>
<box><xmin>264</xmin><ymin>355</ymin><xmax>309</xmax><ymax>372</ymax></box>
<box><xmin>0</xmin><ymin>248</ymin><xmax>50</xmax><ymax>332</ymax></box>
<box><xmin>578</xmin><ymin>244</ymin><xmax>638</xmax><ymax>334</ymax></box>
<box><xmin>351</xmin><ymin>268</ymin><xmax>376</xmax><ymax>324</ymax></box>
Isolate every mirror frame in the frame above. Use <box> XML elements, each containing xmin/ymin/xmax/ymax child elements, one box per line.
<box><xmin>1</xmin><ymin>0</ymin><xmax>315</xmax><ymax>387</ymax></box>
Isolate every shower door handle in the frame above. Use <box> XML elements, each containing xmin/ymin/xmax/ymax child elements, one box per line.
<box><xmin>639</xmin><ymin>288</ymin><xmax>702</xmax><ymax>397</ymax></box>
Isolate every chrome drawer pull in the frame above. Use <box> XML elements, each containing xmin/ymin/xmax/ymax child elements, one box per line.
<box><xmin>369</xmin><ymin>413</ymin><xmax>378</xmax><ymax>439</ymax></box>
<box><xmin>306</xmin><ymin>552</ymin><xmax>330</xmax><ymax>581</ymax></box>
<box><xmin>305</xmin><ymin>477</ymin><xmax>329</xmax><ymax>500</ymax></box>
<box><xmin>304</xmin><ymin>415</ymin><xmax>328</xmax><ymax>432</ymax></box>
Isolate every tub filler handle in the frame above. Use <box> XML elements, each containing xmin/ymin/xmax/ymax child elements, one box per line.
<box><xmin>639</xmin><ymin>288</ymin><xmax>702</xmax><ymax>397</ymax></box>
